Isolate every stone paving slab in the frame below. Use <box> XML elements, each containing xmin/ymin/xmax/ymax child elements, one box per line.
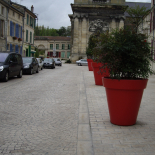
<box><xmin>83</xmin><ymin>68</ymin><xmax>155</xmax><ymax>155</ymax></box>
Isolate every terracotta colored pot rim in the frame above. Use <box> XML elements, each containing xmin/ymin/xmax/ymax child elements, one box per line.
<box><xmin>102</xmin><ymin>77</ymin><xmax>148</xmax><ymax>90</ymax></box>
<box><xmin>92</xmin><ymin>62</ymin><xmax>102</xmax><ymax>68</ymax></box>
<box><xmin>87</xmin><ymin>59</ymin><xmax>93</xmax><ymax>62</ymax></box>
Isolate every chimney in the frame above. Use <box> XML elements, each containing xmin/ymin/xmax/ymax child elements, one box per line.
<box><xmin>31</xmin><ymin>5</ymin><xmax>34</xmax><ymax>13</ymax></box>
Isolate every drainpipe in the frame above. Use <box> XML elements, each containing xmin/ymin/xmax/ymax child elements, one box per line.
<box><xmin>5</xmin><ymin>7</ymin><xmax>9</xmax><ymax>51</ymax></box>
<box><xmin>22</xmin><ymin>10</ymin><xmax>25</xmax><ymax>56</ymax></box>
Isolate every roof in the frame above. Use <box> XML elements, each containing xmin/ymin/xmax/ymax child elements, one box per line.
<box><xmin>34</xmin><ymin>36</ymin><xmax>71</xmax><ymax>41</ymax></box>
<box><xmin>11</xmin><ymin>2</ymin><xmax>37</xmax><ymax>18</ymax></box>
<box><xmin>125</xmin><ymin>2</ymin><xmax>151</xmax><ymax>16</ymax></box>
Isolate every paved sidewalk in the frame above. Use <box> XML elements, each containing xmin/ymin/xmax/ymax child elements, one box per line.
<box><xmin>82</xmin><ymin>68</ymin><xmax>155</xmax><ymax>155</ymax></box>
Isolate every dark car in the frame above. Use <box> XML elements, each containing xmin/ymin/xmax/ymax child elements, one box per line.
<box><xmin>22</xmin><ymin>57</ymin><xmax>39</xmax><ymax>75</ymax></box>
<box><xmin>43</xmin><ymin>58</ymin><xmax>55</xmax><ymax>69</ymax></box>
<box><xmin>53</xmin><ymin>58</ymin><xmax>62</xmax><ymax>66</ymax></box>
<box><xmin>0</xmin><ymin>52</ymin><xmax>23</xmax><ymax>82</ymax></box>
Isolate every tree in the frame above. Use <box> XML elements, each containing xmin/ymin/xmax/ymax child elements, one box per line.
<box><xmin>57</xmin><ymin>26</ymin><xmax>67</xmax><ymax>36</ymax></box>
<box><xmin>126</xmin><ymin>5</ymin><xmax>150</xmax><ymax>32</ymax></box>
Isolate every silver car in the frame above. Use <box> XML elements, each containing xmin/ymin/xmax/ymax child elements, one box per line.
<box><xmin>76</xmin><ymin>59</ymin><xmax>88</xmax><ymax>66</ymax></box>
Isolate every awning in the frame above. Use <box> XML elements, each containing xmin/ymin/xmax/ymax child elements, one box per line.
<box><xmin>31</xmin><ymin>50</ymin><xmax>36</xmax><ymax>53</ymax></box>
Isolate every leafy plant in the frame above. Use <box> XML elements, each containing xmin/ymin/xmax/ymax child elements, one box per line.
<box><xmin>65</xmin><ymin>59</ymin><xmax>71</xmax><ymax>63</ymax></box>
<box><xmin>93</xmin><ymin>29</ymin><xmax>154</xmax><ymax>79</ymax></box>
<box><xmin>126</xmin><ymin>5</ymin><xmax>150</xmax><ymax>33</ymax></box>
<box><xmin>86</xmin><ymin>32</ymin><xmax>100</xmax><ymax>59</ymax></box>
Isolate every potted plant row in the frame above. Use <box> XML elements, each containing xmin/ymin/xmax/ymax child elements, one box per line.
<box><xmin>86</xmin><ymin>32</ymin><xmax>110</xmax><ymax>85</ymax></box>
<box><xmin>92</xmin><ymin>29</ymin><xmax>154</xmax><ymax>126</ymax></box>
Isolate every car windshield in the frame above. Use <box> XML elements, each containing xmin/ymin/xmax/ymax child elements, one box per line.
<box><xmin>54</xmin><ymin>58</ymin><xmax>60</xmax><ymax>61</ymax></box>
<box><xmin>22</xmin><ymin>58</ymin><xmax>32</xmax><ymax>63</ymax></box>
<box><xmin>44</xmin><ymin>58</ymin><xmax>52</xmax><ymax>62</ymax></box>
<box><xmin>0</xmin><ymin>53</ymin><xmax>8</xmax><ymax>63</ymax></box>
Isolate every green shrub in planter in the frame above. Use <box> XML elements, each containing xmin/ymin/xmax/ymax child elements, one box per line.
<box><xmin>93</xmin><ymin>29</ymin><xmax>155</xmax><ymax>79</ymax></box>
<box><xmin>86</xmin><ymin>32</ymin><xmax>100</xmax><ymax>59</ymax></box>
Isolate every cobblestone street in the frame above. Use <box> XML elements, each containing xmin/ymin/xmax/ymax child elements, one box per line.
<box><xmin>0</xmin><ymin>63</ymin><xmax>155</xmax><ymax>155</ymax></box>
<box><xmin>0</xmin><ymin>64</ymin><xmax>85</xmax><ymax>155</ymax></box>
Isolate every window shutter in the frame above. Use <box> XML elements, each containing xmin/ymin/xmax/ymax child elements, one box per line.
<box><xmin>10</xmin><ymin>44</ymin><xmax>12</xmax><ymax>52</ymax></box>
<box><xmin>15</xmin><ymin>24</ymin><xmax>18</xmax><ymax>37</ymax></box>
<box><xmin>12</xmin><ymin>23</ymin><xmax>14</xmax><ymax>36</ymax></box>
<box><xmin>15</xmin><ymin>45</ymin><xmax>18</xmax><ymax>53</ymax></box>
<box><xmin>21</xmin><ymin>26</ymin><xmax>22</xmax><ymax>38</ymax></box>
<box><xmin>17</xmin><ymin>24</ymin><xmax>19</xmax><ymax>38</ymax></box>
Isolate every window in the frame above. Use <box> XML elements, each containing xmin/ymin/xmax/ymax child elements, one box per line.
<box><xmin>67</xmin><ymin>52</ymin><xmax>71</xmax><ymax>58</ymax></box>
<box><xmin>27</xmin><ymin>14</ymin><xmax>29</xmax><ymax>25</ymax></box>
<box><xmin>18</xmin><ymin>14</ymin><xmax>20</xmax><ymax>19</ymax></box>
<box><xmin>68</xmin><ymin>44</ymin><xmax>70</xmax><ymax>49</ymax></box>
<box><xmin>13</xmin><ymin>23</ymin><xmax>15</xmax><ymax>36</ymax></box>
<box><xmin>61</xmin><ymin>52</ymin><xmax>65</xmax><ymax>58</ymax></box>
<box><xmin>1</xmin><ymin>6</ymin><xmax>4</xmax><ymax>15</ymax></box>
<box><xmin>50</xmin><ymin>44</ymin><xmax>53</xmax><ymax>49</ymax></box>
<box><xmin>7</xmin><ymin>44</ymin><xmax>9</xmax><ymax>50</ymax></box>
<box><xmin>62</xmin><ymin>44</ymin><xmax>65</xmax><ymax>50</ymax></box>
<box><xmin>30</xmin><ymin>32</ymin><xmax>32</xmax><ymax>43</ymax></box>
<box><xmin>30</xmin><ymin>16</ymin><xmax>33</xmax><ymax>27</ymax></box>
<box><xmin>13</xmin><ymin>11</ymin><xmax>15</xmax><ymax>16</ymax></box>
<box><xmin>19</xmin><ymin>25</ymin><xmax>21</xmax><ymax>38</ymax></box>
<box><xmin>26</xmin><ymin>30</ymin><xmax>28</xmax><ymax>42</ymax></box>
<box><xmin>0</xmin><ymin>19</ymin><xmax>4</xmax><ymax>37</ymax></box>
<box><xmin>56</xmin><ymin>44</ymin><xmax>59</xmax><ymax>49</ymax></box>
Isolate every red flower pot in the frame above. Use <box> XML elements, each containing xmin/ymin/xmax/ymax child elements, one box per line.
<box><xmin>92</xmin><ymin>62</ymin><xmax>109</xmax><ymax>85</ymax></box>
<box><xmin>102</xmin><ymin>78</ymin><xmax>148</xmax><ymax>126</ymax></box>
<box><xmin>87</xmin><ymin>59</ymin><xmax>93</xmax><ymax>71</ymax></box>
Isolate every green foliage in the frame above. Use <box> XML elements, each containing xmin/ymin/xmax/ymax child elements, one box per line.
<box><xmin>126</xmin><ymin>5</ymin><xmax>150</xmax><ymax>32</ymax></box>
<box><xmin>35</xmin><ymin>25</ymin><xmax>71</xmax><ymax>36</ymax></box>
<box><xmin>93</xmin><ymin>29</ymin><xmax>154</xmax><ymax>79</ymax></box>
<box><xmin>86</xmin><ymin>32</ymin><xmax>100</xmax><ymax>59</ymax></box>
<box><xmin>65</xmin><ymin>59</ymin><xmax>72</xmax><ymax>63</ymax></box>
<box><xmin>35</xmin><ymin>49</ymin><xmax>39</xmax><ymax>58</ymax></box>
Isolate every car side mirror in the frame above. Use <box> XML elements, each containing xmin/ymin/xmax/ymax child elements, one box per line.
<box><xmin>9</xmin><ymin>60</ymin><xmax>13</xmax><ymax>64</ymax></box>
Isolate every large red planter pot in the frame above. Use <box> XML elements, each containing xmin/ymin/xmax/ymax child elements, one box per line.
<box><xmin>87</xmin><ymin>59</ymin><xmax>93</xmax><ymax>71</ymax></box>
<box><xmin>92</xmin><ymin>62</ymin><xmax>109</xmax><ymax>85</ymax></box>
<box><xmin>102</xmin><ymin>78</ymin><xmax>148</xmax><ymax>126</ymax></box>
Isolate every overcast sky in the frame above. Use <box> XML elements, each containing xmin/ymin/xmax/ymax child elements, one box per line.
<box><xmin>11</xmin><ymin>0</ymin><xmax>151</xmax><ymax>29</ymax></box>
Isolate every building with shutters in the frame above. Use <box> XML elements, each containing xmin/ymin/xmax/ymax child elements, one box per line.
<box><xmin>10</xmin><ymin>2</ymin><xmax>37</xmax><ymax>57</ymax></box>
<box><xmin>138</xmin><ymin>0</ymin><xmax>155</xmax><ymax>71</ymax></box>
<box><xmin>0</xmin><ymin>0</ymin><xmax>10</xmax><ymax>51</ymax></box>
<box><xmin>6</xmin><ymin>1</ymin><xmax>24</xmax><ymax>54</ymax></box>
<box><xmin>34</xmin><ymin>36</ymin><xmax>71</xmax><ymax>59</ymax></box>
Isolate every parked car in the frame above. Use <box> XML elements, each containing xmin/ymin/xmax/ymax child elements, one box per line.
<box><xmin>22</xmin><ymin>57</ymin><xmax>39</xmax><ymax>75</ymax></box>
<box><xmin>53</xmin><ymin>58</ymin><xmax>62</xmax><ymax>66</ymax></box>
<box><xmin>76</xmin><ymin>59</ymin><xmax>88</xmax><ymax>66</ymax></box>
<box><xmin>43</xmin><ymin>58</ymin><xmax>55</xmax><ymax>69</ymax></box>
<box><xmin>0</xmin><ymin>52</ymin><xmax>23</xmax><ymax>82</ymax></box>
<box><xmin>36</xmin><ymin>58</ymin><xmax>43</xmax><ymax>70</ymax></box>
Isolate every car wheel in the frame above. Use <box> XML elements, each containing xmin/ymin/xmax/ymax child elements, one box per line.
<box><xmin>3</xmin><ymin>71</ymin><xmax>9</xmax><ymax>82</ymax></box>
<box><xmin>36</xmin><ymin>67</ymin><xmax>39</xmax><ymax>73</ymax></box>
<box><xmin>30</xmin><ymin>68</ymin><xmax>33</xmax><ymax>75</ymax></box>
<box><xmin>53</xmin><ymin>64</ymin><xmax>55</xmax><ymax>69</ymax></box>
<box><xmin>78</xmin><ymin>63</ymin><xmax>81</xmax><ymax>66</ymax></box>
<box><xmin>17</xmin><ymin>70</ymin><xmax>22</xmax><ymax>78</ymax></box>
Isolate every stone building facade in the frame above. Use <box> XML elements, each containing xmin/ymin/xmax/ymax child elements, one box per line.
<box><xmin>7</xmin><ymin>1</ymin><xmax>24</xmax><ymax>54</ymax></box>
<box><xmin>138</xmin><ymin>0</ymin><xmax>155</xmax><ymax>71</ymax></box>
<box><xmin>10</xmin><ymin>3</ymin><xmax>37</xmax><ymax>57</ymax></box>
<box><xmin>34</xmin><ymin>36</ymin><xmax>71</xmax><ymax>59</ymax></box>
<box><xmin>69</xmin><ymin>0</ymin><xmax>128</xmax><ymax>63</ymax></box>
<box><xmin>0</xmin><ymin>0</ymin><xmax>10</xmax><ymax>51</ymax></box>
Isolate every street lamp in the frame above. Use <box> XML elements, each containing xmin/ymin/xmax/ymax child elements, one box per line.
<box><xmin>53</xmin><ymin>40</ymin><xmax>56</xmax><ymax>57</ymax></box>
